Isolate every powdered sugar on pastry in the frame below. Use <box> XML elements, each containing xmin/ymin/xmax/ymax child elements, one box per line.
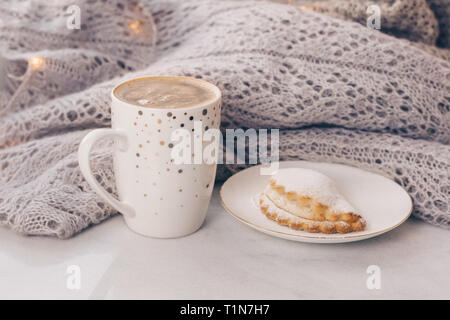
<box><xmin>266</xmin><ymin>168</ymin><xmax>357</xmax><ymax>215</ymax></box>
<box><xmin>257</xmin><ymin>193</ymin><xmax>365</xmax><ymax>234</ymax></box>
<box><xmin>258</xmin><ymin>167</ymin><xmax>367</xmax><ymax>233</ymax></box>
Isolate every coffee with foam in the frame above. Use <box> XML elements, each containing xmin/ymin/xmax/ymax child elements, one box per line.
<box><xmin>114</xmin><ymin>77</ymin><xmax>217</xmax><ymax>109</ymax></box>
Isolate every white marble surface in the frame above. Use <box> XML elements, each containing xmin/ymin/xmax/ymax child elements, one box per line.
<box><xmin>0</xmin><ymin>184</ymin><xmax>449</xmax><ymax>299</ymax></box>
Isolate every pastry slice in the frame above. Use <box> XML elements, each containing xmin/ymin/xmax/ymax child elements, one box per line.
<box><xmin>259</xmin><ymin>168</ymin><xmax>366</xmax><ymax>234</ymax></box>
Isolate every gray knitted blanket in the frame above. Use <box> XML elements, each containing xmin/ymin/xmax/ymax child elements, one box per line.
<box><xmin>0</xmin><ymin>0</ymin><xmax>449</xmax><ymax>238</ymax></box>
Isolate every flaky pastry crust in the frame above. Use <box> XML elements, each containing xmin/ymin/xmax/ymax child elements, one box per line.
<box><xmin>258</xmin><ymin>194</ymin><xmax>366</xmax><ymax>234</ymax></box>
<box><xmin>266</xmin><ymin>179</ymin><xmax>362</xmax><ymax>223</ymax></box>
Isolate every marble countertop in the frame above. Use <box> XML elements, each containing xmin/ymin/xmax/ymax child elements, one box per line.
<box><xmin>1</xmin><ymin>184</ymin><xmax>449</xmax><ymax>299</ymax></box>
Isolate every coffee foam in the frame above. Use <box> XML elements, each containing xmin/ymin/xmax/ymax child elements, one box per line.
<box><xmin>114</xmin><ymin>77</ymin><xmax>217</xmax><ymax>109</ymax></box>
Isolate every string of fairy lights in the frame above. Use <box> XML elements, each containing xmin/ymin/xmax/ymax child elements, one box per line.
<box><xmin>1</xmin><ymin>3</ymin><xmax>156</xmax><ymax>119</ymax></box>
<box><xmin>1</xmin><ymin>2</ymin><xmax>315</xmax><ymax>118</ymax></box>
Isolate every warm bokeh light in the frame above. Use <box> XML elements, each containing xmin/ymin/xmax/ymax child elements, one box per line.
<box><xmin>29</xmin><ymin>56</ymin><xmax>45</xmax><ymax>70</ymax></box>
<box><xmin>299</xmin><ymin>5</ymin><xmax>315</xmax><ymax>11</ymax></box>
<box><xmin>128</xmin><ymin>20</ymin><xmax>144</xmax><ymax>34</ymax></box>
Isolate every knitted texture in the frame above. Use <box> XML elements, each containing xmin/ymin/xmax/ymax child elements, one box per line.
<box><xmin>427</xmin><ymin>0</ymin><xmax>450</xmax><ymax>48</ymax></box>
<box><xmin>289</xmin><ymin>0</ymin><xmax>450</xmax><ymax>49</ymax></box>
<box><xmin>298</xmin><ymin>0</ymin><xmax>439</xmax><ymax>44</ymax></box>
<box><xmin>0</xmin><ymin>0</ymin><xmax>449</xmax><ymax>238</ymax></box>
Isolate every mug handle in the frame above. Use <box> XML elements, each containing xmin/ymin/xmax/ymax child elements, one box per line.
<box><xmin>78</xmin><ymin>128</ymin><xmax>135</xmax><ymax>217</ymax></box>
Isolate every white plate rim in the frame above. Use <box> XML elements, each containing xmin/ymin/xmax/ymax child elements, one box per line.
<box><xmin>220</xmin><ymin>161</ymin><xmax>413</xmax><ymax>242</ymax></box>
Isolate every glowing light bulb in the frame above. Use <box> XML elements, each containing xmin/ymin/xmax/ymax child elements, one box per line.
<box><xmin>29</xmin><ymin>56</ymin><xmax>45</xmax><ymax>70</ymax></box>
<box><xmin>299</xmin><ymin>5</ymin><xmax>315</xmax><ymax>11</ymax></box>
<box><xmin>128</xmin><ymin>20</ymin><xmax>144</xmax><ymax>34</ymax></box>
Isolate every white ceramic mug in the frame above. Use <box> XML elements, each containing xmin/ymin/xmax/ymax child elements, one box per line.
<box><xmin>78</xmin><ymin>76</ymin><xmax>222</xmax><ymax>238</ymax></box>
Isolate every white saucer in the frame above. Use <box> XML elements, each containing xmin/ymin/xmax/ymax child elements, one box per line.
<box><xmin>220</xmin><ymin>161</ymin><xmax>412</xmax><ymax>243</ymax></box>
